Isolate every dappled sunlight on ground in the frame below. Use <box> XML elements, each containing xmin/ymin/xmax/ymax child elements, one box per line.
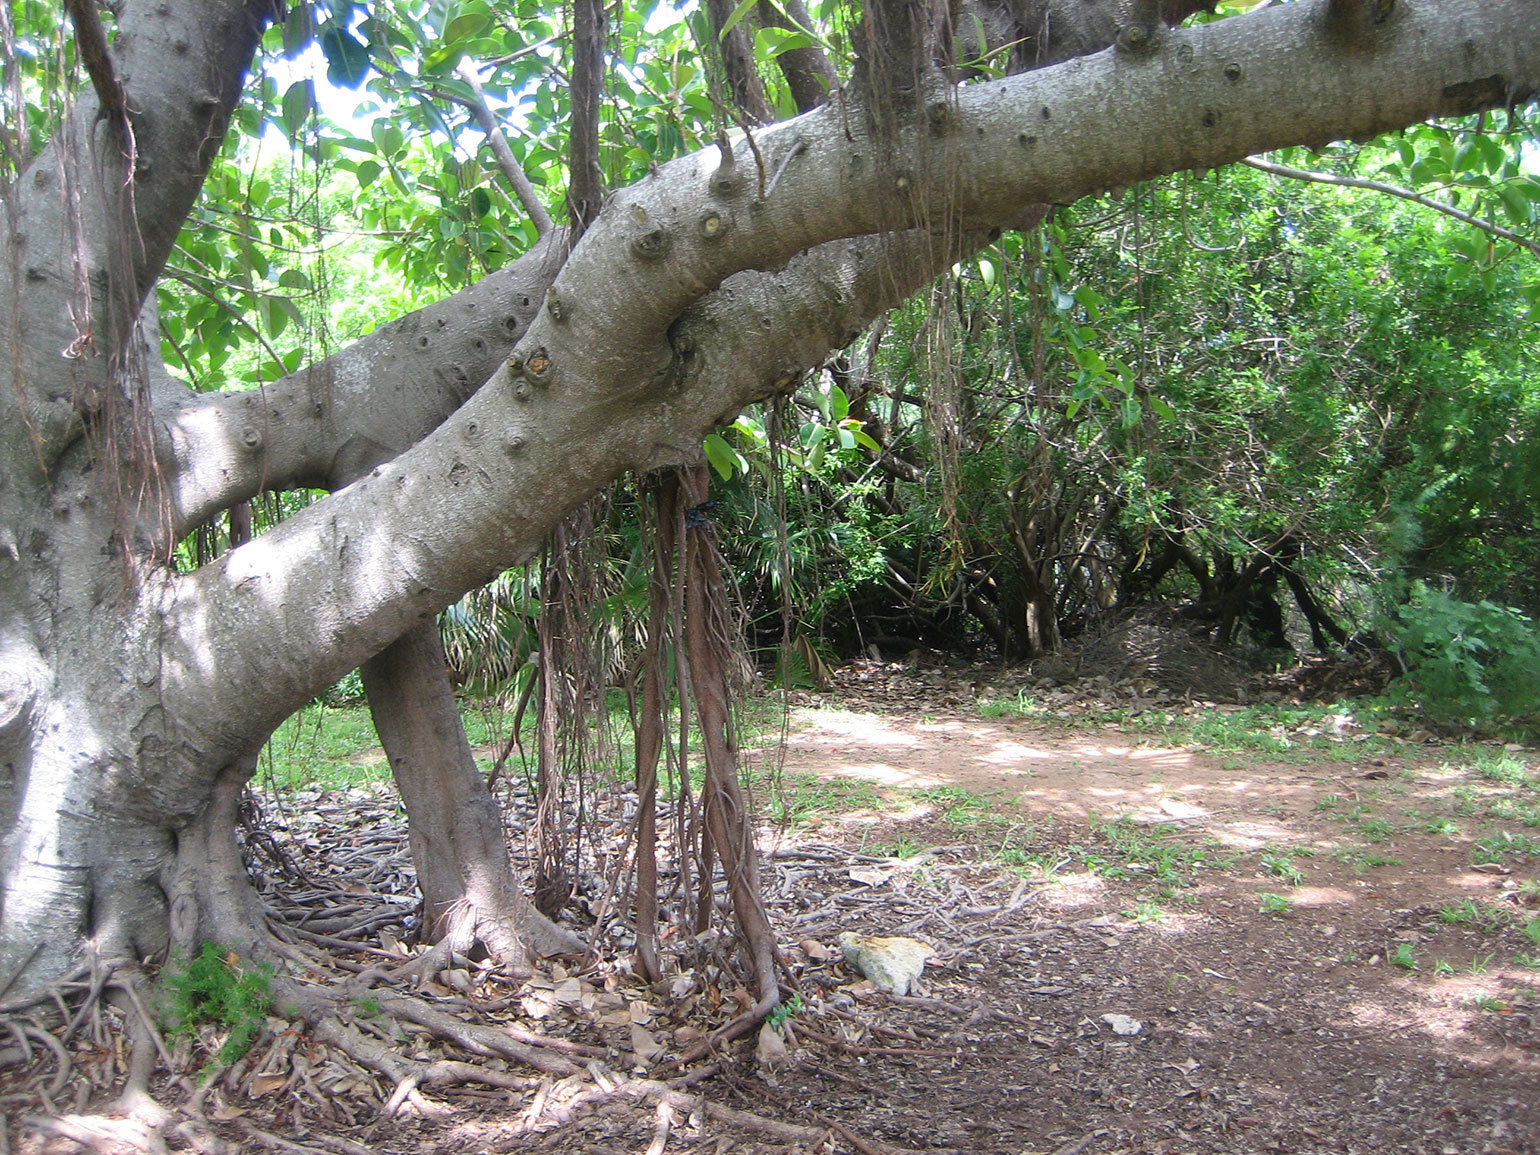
<box><xmin>1290</xmin><ymin>885</ymin><xmax>1359</xmax><ymax>907</ymax></box>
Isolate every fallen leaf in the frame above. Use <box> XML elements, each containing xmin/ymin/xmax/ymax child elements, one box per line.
<box><xmin>630</xmin><ymin>1023</ymin><xmax>667</xmax><ymax>1064</ymax></box>
<box><xmin>756</xmin><ymin>1022</ymin><xmax>789</xmax><ymax>1072</ymax></box>
<box><xmin>249</xmin><ymin>1073</ymin><xmax>288</xmax><ymax>1097</ymax></box>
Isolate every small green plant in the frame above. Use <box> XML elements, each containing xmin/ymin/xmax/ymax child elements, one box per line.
<box><xmin>1523</xmin><ymin>916</ymin><xmax>1540</xmax><ymax>947</ymax></box>
<box><xmin>160</xmin><ymin>944</ymin><xmax>274</xmax><ymax>1075</ymax></box>
<box><xmin>1431</xmin><ymin>958</ymin><xmax>1455</xmax><ymax>977</ymax></box>
<box><xmin>1353</xmin><ymin>815</ymin><xmax>1395</xmax><ymax>842</ymax></box>
<box><xmin>1334</xmin><ymin>848</ymin><xmax>1404</xmax><ymax>871</ymax></box>
<box><xmin>1424</xmin><ymin>816</ymin><xmax>1460</xmax><ymax>836</ymax></box>
<box><xmin>1315</xmin><ymin>793</ymin><xmax>1343</xmax><ymax>812</ymax></box>
<box><xmin>1390</xmin><ymin>942</ymin><xmax>1418</xmax><ymax>970</ymax></box>
<box><xmin>1382</xmin><ymin>584</ymin><xmax>1540</xmax><ymax>731</ymax></box>
<box><xmin>1436</xmin><ymin>899</ymin><xmax>1508</xmax><ymax>933</ymax></box>
<box><xmin>879</xmin><ymin>834</ymin><xmax>927</xmax><ymax>859</ymax></box>
<box><xmin>766</xmin><ymin>992</ymin><xmax>804</xmax><ymax>1030</ymax></box>
<box><xmin>353</xmin><ymin>994</ymin><xmax>381</xmax><ymax>1017</ymax></box>
<box><xmin>1260</xmin><ymin>849</ymin><xmax>1306</xmax><ymax>886</ymax></box>
<box><xmin>1468</xmin><ymin>952</ymin><xmax>1493</xmax><ymax>975</ymax></box>
<box><xmin>1125</xmin><ymin>900</ymin><xmax>1167</xmax><ymax>924</ymax></box>
<box><xmin>1469</xmin><ymin>993</ymin><xmax>1508</xmax><ymax>1012</ymax></box>
<box><xmin>1515</xmin><ymin>951</ymin><xmax>1540</xmax><ymax>969</ymax></box>
<box><xmin>1259</xmin><ymin>892</ymin><xmax>1291</xmax><ymax>914</ymax></box>
<box><xmin>978</xmin><ymin>690</ymin><xmax>1039</xmax><ymax>719</ymax></box>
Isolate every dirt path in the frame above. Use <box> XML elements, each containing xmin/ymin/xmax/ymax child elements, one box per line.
<box><xmin>725</xmin><ymin>677</ymin><xmax>1540</xmax><ymax>1155</ymax></box>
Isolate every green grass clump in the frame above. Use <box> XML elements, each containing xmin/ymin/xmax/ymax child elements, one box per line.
<box><xmin>160</xmin><ymin>944</ymin><xmax>274</xmax><ymax>1075</ymax></box>
<box><xmin>1434</xmin><ymin>899</ymin><xmax>1510</xmax><ymax>934</ymax></box>
<box><xmin>1472</xmin><ymin>831</ymin><xmax>1540</xmax><ymax>865</ymax></box>
<box><xmin>978</xmin><ymin>691</ymin><xmax>1041</xmax><ymax>719</ymax></box>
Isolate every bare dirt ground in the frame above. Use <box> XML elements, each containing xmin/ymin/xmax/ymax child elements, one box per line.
<box><xmin>8</xmin><ymin>661</ymin><xmax>1540</xmax><ymax>1155</ymax></box>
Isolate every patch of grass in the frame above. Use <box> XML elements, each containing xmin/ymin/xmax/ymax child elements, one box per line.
<box><xmin>1486</xmin><ymin>796</ymin><xmax>1540</xmax><ymax>827</ymax></box>
<box><xmin>996</xmin><ymin>844</ymin><xmax>1070</xmax><ymax>877</ymax></box>
<box><xmin>261</xmin><ymin>704</ymin><xmax>389</xmax><ymax>790</ymax></box>
<box><xmin>1469</xmin><ymin>993</ymin><xmax>1508</xmax><ymax>1012</ymax></box>
<box><xmin>1435</xmin><ymin>899</ymin><xmax>1509</xmax><ymax>933</ymax></box>
<box><xmin>757</xmin><ymin>771</ymin><xmax>882</xmax><ymax>828</ymax></box>
<box><xmin>1315</xmin><ymin>793</ymin><xmax>1343</xmax><ymax>812</ymax></box>
<box><xmin>1523</xmin><ymin>916</ymin><xmax>1540</xmax><ymax>947</ymax></box>
<box><xmin>159</xmin><ymin>944</ymin><xmax>274</xmax><ymax>1076</ymax></box>
<box><xmin>1472</xmin><ymin>831</ymin><xmax>1540</xmax><ymax>865</ymax></box>
<box><xmin>1092</xmin><ymin>818</ymin><xmax>1228</xmax><ymax>887</ymax></box>
<box><xmin>1515</xmin><ymin>951</ymin><xmax>1540</xmax><ymax>969</ymax></box>
<box><xmin>1351</xmin><ymin>815</ymin><xmax>1396</xmax><ymax>843</ymax></box>
<box><xmin>1424</xmin><ymin>816</ymin><xmax>1461</xmax><ymax>836</ymax></box>
<box><xmin>1431</xmin><ymin>958</ymin><xmax>1455</xmax><ymax>977</ymax></box>
<box><xmin>1471</xmin><ymin>750</ymin><xmax>1531</xmax><ymax>785</ymax></box>
<box><xmin>1468</xmin><ymin>952</ymin><xmax>1494</xmax><ymax>975</ymax></box>
<box><xmin>1259</xmin><ymin>892</ymin><xmax>1291</xmax><ymax>914</ymax></box>
<box><xmin>1390</xmin><ymin>942</ymin><xmax>1417</xmax><ymax>970</ymax></box>
<box><xmin>261</xmin><ymin>697</ymin><xmax>557</xmax><ymax>793</ymax></box>
<box><xmin>1215</xmin><ymin>704</ymin><xmax>1382</xmax><ymax>754</ymax></box>
<box><xmin>912</xmin><ymin>784</ymin><xmax>1002</xmax><ymax>832</ymax></box>
<box><xmin>1334</xmin><ymin>847</ymin><xmax>1404</xmax><ymax>871</ymax></box>
<box><xmin>977</xmin><ymin>691</ymin><xmax>1041</xmax><ymax>719</ymax></box>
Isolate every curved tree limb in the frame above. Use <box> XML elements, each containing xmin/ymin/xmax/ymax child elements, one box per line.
<box><xmin>1241</xmin><ymin>155</ymin><xmax>1540</xmax><ymax>260</ymax></box>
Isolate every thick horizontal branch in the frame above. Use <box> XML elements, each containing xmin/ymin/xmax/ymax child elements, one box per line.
<box><xmin>162</xmin><ymin>226</ymin><xmax>976</xmax><ymax>762</ymax></box>
<box><xmin>156</xmin><ymin>234</ymin><xmax>564</xmax><ymax>536</ymax></box>
<box><xmin>506</xmin><ymin>0</ymin><xmax>1539</xmax><ymax>409</ymax></box>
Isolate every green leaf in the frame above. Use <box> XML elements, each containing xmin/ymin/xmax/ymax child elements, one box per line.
<box><xmin>371</xmin><ymin>120</ymin><xmax>404</xmax><ymax>159</ymax></box>
<box><xmin>282</xmin><ymin>5</ymin><xmax>316</xmax><ymax>56</ymax></box>
<box><xmin>717</xmin><ymin>0</ymin><xmax>758</xmax><ymax>40</ymax></box>
<box><xmin>1496</xmin><ymin>183</ymin><xmax>1534</xmax><ymax>226</ymax></box>
<box><xmin>280</xmin><ymin>80</ymin><xmax>315</xmax><ymax>143</ymax></box>
<box><xmin>319</xmin><ymin>23</ymin><xmax>371</xmax><ymax>88</ymax></box>
<box><xmin>753</xmin><ymin>26</ymin><xmax>815</xmax><ymax>58</ymax></box>
<box><xmin>703</xmin><ymin>432</ymin><xmax>744</xmax><ymax>480</ymax></box>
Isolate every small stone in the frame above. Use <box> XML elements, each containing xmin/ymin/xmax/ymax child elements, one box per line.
<box><xmin>838</xmin><ymin>932</ymin><xmax>932</xmax><ymax>996</ymax></box>
<box><xmin>1100</xmin><ymin>1013</ymin><xmax>1142</xmax><ymax>1036</ymax></box>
